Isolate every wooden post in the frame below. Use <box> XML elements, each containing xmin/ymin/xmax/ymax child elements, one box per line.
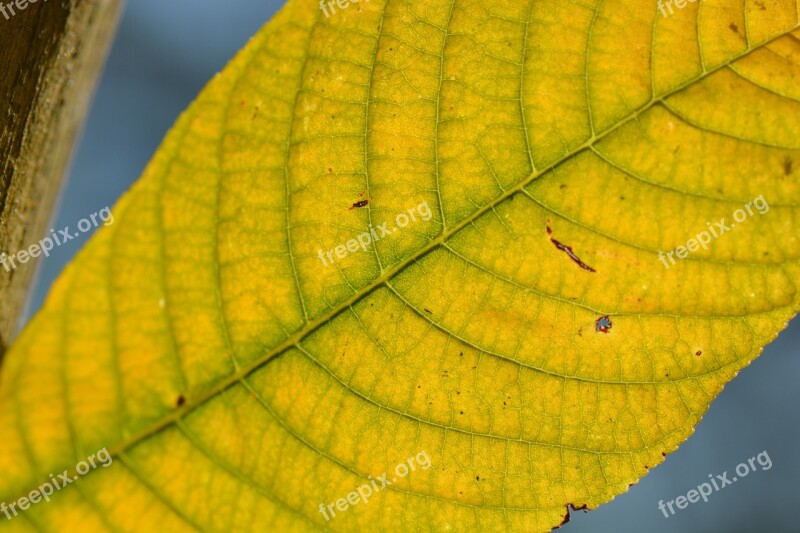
<box><xmin>0</xmin><ymin>0</ymin><xmax>123</xmax><ymax>357</ymax></box>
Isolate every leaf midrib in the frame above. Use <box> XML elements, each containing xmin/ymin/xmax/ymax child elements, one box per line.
<box><xmin>103</xmin><ymin>23</ymin><xmax>800</xmax><ymax>468</ymax></box>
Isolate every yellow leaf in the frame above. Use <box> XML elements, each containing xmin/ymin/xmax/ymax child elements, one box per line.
<box><xmin>2</xmin><ymin>0</ymin><xmax>799</xmax><ymax>531</ymax></box>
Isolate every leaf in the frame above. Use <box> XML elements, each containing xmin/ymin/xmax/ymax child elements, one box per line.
<box><xmin>1</xmin><ymin>0</ymin><xmax>799</xmax><ymax>531</ymax></box>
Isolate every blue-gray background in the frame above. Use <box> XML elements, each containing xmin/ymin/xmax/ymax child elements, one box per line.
<box><xmin>22</xmin><ymin>1</ymin><xmax>800</xmax><ymax>531</ymax></box>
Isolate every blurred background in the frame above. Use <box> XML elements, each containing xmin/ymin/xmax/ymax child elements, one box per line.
<box><xmin>19</xmin><ymin>1</ymin><xmax>800</xmax><ymax>531</ymax></box>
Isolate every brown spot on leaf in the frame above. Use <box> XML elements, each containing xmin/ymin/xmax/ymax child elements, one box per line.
<box><xmin>551</xmin><ymin>238</ymin><xmax>596</xmax><ymax>272</ymax></box>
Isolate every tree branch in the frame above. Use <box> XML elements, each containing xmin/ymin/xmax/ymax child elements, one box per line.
<box><xmin>0</xmin><ymin>0</ymin><xmax>123</xmax><ymax>358</ymax></box>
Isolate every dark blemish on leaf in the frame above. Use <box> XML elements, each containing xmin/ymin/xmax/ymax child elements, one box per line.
<box><xmin>176</xmin><ymin>395</ymin><xmax>186</xmax><ymax>407</ymax></box>
<box><xmin>559</xmin><ymin>183</ymin><xmax>567</xmax><ymax>190</ymax></box>
<box><xmin>424</xmin><ymin>308</ymin><xmax>432</xmax><ymax>314</ymax></box>
<box><xmin>350</xmin><ymin>200</ymin><xmax>369</xmax><ymax>210</ymax></box>
<box><xmin>577</xmin><ymin>327</ymin><xmax>583</xmax><ymax>337</ymax></box>
<box><xmin>696</xmin><ymin>351</ymin><xmax>702</xmax><ymax>356</ymax></box>
<box><xmin>785</xmin><ymin>157</ymin><xmax>793</xmax><ymax>176</ymax></box>
<box><xmin>476</xmin><ymin>476</ymin><xmax>480</xmax><ymax>481</ymax></box>
<box><xmin>729</xmin><ymin>22</ymin><xmax>739</xmax><ymax>33</ymax></box>
<box><xmin>662</xmin><ymin>452</ymin><xmax>667</xmax><ymax>457</ymax></box>
<box><xmin>456</xmin><ymin>391</ymin><xmax>460</xmax><ymax>395</ymax></box>
<box><xmin>357</xmin><ymin>190</ymin><xmax>367</xmax><ymax>197</ymax></box>
<box><xmin>620</xmin><ymin>196</ymin><xmax>625</xmax><ymax>200</ymax></box>
<box><xmin>595</xmin><ymin>316</ymin><xmax>612</xmax><ymax>333</ymax></box>
<box><xmin>550</xmin><ymin>236</ymin><xmax>596</xmax><ymax>273</ymax></box>
<box><xmin>460</xmin><ymin>411</ymin><xmax>464</xmax><ymax>414</ymax></box>
<box><xmin>327</xmin><ymin>167</ymin><xmax>332</xmax><ymax>173</ymax></box>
